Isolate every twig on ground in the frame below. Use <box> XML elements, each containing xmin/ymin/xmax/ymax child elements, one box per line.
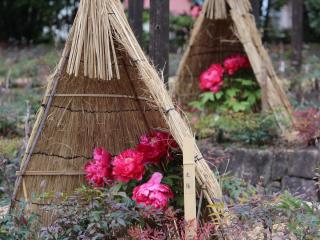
<box><xmin>23</xmin><ymin>100</ymin><xmax>31</xmax><ymax>149</ymax></box>
<box><xmin>5</xmin><ymin>68</ymin><xmax>11</xmax><ymax>90</ymax></box>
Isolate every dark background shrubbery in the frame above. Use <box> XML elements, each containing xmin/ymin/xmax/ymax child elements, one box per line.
<box><xmin>0</xmin><ymin>0</ymin><xmax>320</xmax><ymax>44</ymax></box>
<box><xmin>0</xmin><ymin>0</ymin><xmax>76</xmax><ymax>44</ymax></box>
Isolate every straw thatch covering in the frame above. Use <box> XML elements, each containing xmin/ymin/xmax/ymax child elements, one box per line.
<box><xmin>11</xmin><ymin>0</ymin><xmax>223</xmax><ymax>225</ymax></box>
<box><xmin>174</xmin><ymin>0</ymin><xmax>293</xmax><ymax>129</ymax></box>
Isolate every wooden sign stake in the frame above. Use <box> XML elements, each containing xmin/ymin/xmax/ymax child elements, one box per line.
<box><xmin>183</xmin><ymin>136</ymin><xmax>197</xmax><ymax>239</ymax></box>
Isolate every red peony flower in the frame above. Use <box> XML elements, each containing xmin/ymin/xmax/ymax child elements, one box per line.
<box><xmin>85</xmin><ymin>147</ymin><xmax>112</xmax><ymax>187</ymax></box>
<box><xmin>199</xmin><ymin>64</ymin><xmax>224</xmax><ymax>93</ymax></box>
<box><xmin>112</xmin><ymin>149</ymin><xmax>145</xmax><ymax>182</ymax></box>
<box><xmin>137</xmin><ymin>131</ymin><xmax>177</xmax><ymax>164</ymax></box>
<box><xmin>210</xmin><ymin>81</ymin><xmax>223</xmax><ymax>93</ymax></box>
<box><xmin>132</xmin><ymin>172</ymin><xmax>174</xmax><ymax>209</ymax></box>
<box><xmin>223</xmin><ymin>55</ymin><xmax>251</xmax><ymax>76</ymax></box>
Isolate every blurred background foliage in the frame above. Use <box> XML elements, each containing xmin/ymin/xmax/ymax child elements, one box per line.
<box><xmin>0</xmin><ymin>0</ymin><xmax>77</xmax><ymax>44</ymax></box>
<box><xmin>0</xmin><ymin>0</ymin><xmax>319</xmax><ymax>44</ymax></box>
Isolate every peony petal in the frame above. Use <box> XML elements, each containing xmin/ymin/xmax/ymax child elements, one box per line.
<box><xmin>131</xmin><ymin>172</ymin><xmax>173</xmax><ymax>209</ymax></box>
<box><xmin>148</xmin><ymin>172</ymin><xmax>163</xmax><ymax>184</ymax></box>
<box><xmin>112</xmin><ymin>149</ymin><xmax>145</xmax><ymax>183</ymax></box>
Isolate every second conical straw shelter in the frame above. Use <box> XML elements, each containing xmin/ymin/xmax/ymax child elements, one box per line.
<box><xmin>174</xmin><ymin>0</ymin><xmax>294</xmax><ymax>128</ymax></box>
<box><xmin>12</xmin><ymin>0</ymin><xmax>223</xmax><ymax>224</ymax></box>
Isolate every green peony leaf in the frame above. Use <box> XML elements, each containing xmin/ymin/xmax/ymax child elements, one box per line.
<box><xmin>226</xmin><ymin>88</ymin><xmax>240</xmax><ymax>98</ymax></box>
<box><xmin>200</xmin><ymin>92</ymin><xmax>215</xmax><ymax>103</ymax></box>
<box><xmin>232</xmin><ymin>102</ymin><xmax>250</xmax><ymax>112</ymax></box>
<box><xmin>189</xmin><ymin>101</ymin><xmax>205</xmax><ymax>110</ymax></box>
<box><xmin>214</xmin><ymin>91</ymin><xmax>224</xmax><ymax>99</ymax></box>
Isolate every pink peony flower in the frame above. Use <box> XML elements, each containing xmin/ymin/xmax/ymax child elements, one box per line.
<box><xmin>132</xmin><ymin>172</ymin><xmax>174</xmax><ymax>209</ymax></box>
<box><xmin>224</xmin><ymin>55</ymin><xmax>251</xmax><ymax>76</ymax></box>
<box><xmin>137</xmin><ymin>131</ymin><xmax>177</xmax><ymax>164</ymax></box>
<box><xmin>199</xmin><ymin>64</ymin><xmax>224</xmax><ymax>93</ymax></box>
<box><xmin>112</xmin><ymin>149</ymin><xmax>145</xmax><ymax>182</ymax></box>
<box><xmin>85</xmin><ymin>147</ymin><xmax>112</xmax><ymax>187</ymax></box>
<box><xmin>191</xmin><ymin>5</ymin><xmax>202</xmax><ymax>19</ymax></box>
<box><xmin>210</xmin><ymin>82</ymin><xmax>223</xmax><ymax>93</ymax></box>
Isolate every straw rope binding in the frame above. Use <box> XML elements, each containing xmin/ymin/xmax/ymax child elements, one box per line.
<box><xmin>45</xmin><ymin>94</ymin><xmax>153</xmax><ymax>102</ymax></box>
<box><xmin>16</xmin><ymin>171</ymin><xmax>86</xmax><ymax>176</ymax></box>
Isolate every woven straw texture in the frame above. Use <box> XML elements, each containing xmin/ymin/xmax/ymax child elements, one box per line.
<box><xmin>174</xmin><ymin>0</ymin><xmax>293</xmax><ymax>128</ymax></box>
<box><xmin>12</xmin><ymin>0</ymin><xmax>223</xmax><ymax>225</ymax></box>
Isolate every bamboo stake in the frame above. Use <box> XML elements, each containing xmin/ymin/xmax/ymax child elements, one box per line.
<box><xmin>183</xmin><ymin>136</ymin><xmax>197</xmax><ymax>239</ymax></box>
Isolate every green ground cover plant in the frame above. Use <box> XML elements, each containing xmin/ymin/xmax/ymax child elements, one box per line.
<box><xmin>0</xmin><ymin>202</ymin><xmax>38</xmax><ymax>240</ymax></box>
<box><xmin>1</xmin><ymin>174</ymin><xmax>319</xmax><ymax>239</ymax></box>
<box><xmin>192</xmin><ymin>112</ymin><xmax>279</xmax><ymax>145</ymax></box>
<box><xmin>219</xmin><ymin>174</ymin><xmax>320</xmax><ymax>239</ymax></box>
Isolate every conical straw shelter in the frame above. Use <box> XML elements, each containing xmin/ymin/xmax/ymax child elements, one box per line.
<box><xmin>11</xmin><ymin>0</ymin><xmax>223</xmax><ymax>224</ymax></box>
<box><xmin>174</xmin><ymin>0</ymin><xmax>294</xmax><ymax>128</ymax></box>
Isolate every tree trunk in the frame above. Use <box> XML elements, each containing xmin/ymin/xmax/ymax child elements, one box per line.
<box><xmin>128</xmin><ymin>0</ymin><xmax>144</xmax><ymax>45</ymax></box>
<box><xmin>250</xmin><ymin>0</ymin><xmax>260</xmax><ymax>24</ymax></box>
<box><xmin>262</xmin><ymin>0</ymin><xmax>271</xmax><ymax>41</ymax></box>
<box><xmin>149</xmin><ymin>0</ymin><xmax>169</xmax><ymax>87</ymax></box>
<box><xmin>291</xmin><ymin>0</ymin><xmax>303</xmax><ymax>71</ymax></box>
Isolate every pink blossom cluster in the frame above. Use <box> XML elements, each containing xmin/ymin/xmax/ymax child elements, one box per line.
<box><xmin>223</xmin><ymin>55</ymin><xmax>251</xmax><ymax>76</ymax></box>
<box><xmin>84</xmin><ymin>130</ymin><xmax>176</xmax><ymax>209</ymax></box>
<box><xmin>199</xmin><ymin>55</ymin><xmax>251</xmax><ymax>93</ymax></box>
<box><xmin>199</xmin><ymin>64</ymin><xmax>224</xmax><ymax>93</ymax></box>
